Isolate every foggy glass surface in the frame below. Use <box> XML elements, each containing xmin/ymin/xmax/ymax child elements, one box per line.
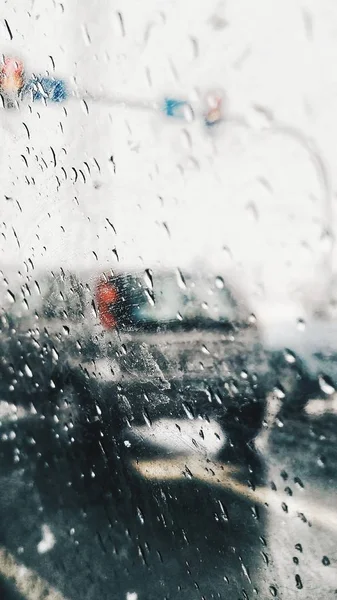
<box><xmin>1</xmin><ymin>2</ymin><xmax>336</xmax><ymax>599</ymax></box>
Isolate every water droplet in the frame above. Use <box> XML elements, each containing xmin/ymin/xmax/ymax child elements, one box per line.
<box><xmin>284</xmin><ymin>349</ymin><xmax>296</xmax><ymax>364</ymax></box>
<box><xmin>215</xmin><ymin>276</ymin><xmax>224</xmax><ymax>289</ymax></box>
<box><xmin>161</xmin><ymin>222</ymin><xmax>170</xmax><ymax>238</ymax></box>
<box><xmin>180</xmin><ymin>129</ymin><xmax>192</xmax><ymax>150</ymax></box>
<box><xmin>91</xmin><ymin>300</ymin><xmax>98</xmax><ymax>318</ymax></box>
<box><xmin>298</xmin><ymin>512</ymin><xmax>308</xmax><ymax>523</ymax></box>
<box><xmin>320</xmin><ymin>229</ymin><xmax>333</xmax><ymax>253</ymax></box>
<box><xmin>23</xmin><ymin>123</ymin><xmax>30</xmax><ymax>140</ymax></box>
<box><xmin>115</xmin><ymin>12</ymin><xmax>125</xmax><ymax>36</ymax></box>
<box><xmin>248</xmin><ymin>313</ymin><xmax>257</xmax><ymax>324</ymax></box>
<box><xmin>24</xmin><ymin>364</ymin><xmax>33</xmax><ymax>378</ymax></box>
<box><xmin>112</xmin><ymin>247</ymin><xmax>119</xmax><ymax>262</ymax></box>
<box><xmin>137</xmin><ymin>507</ymin><xmax>144</xmax><ymax>525</ymax></box>
<box><xmin>184</xmin><ymin>465</ymin><xmax>193</xmax><ymax>479</ymax></box>
<box><xmin>81</xmin><ymin>99</ymin><xmax>89</xmax><ymax>115</ymax></box>
<box><xmin>269</xmin><ymin>585</ymin><xmax>277</xmax><ymax>597</ymax></box>
<box><xmin>297</xmin><ymin>318</ymin><xmax>306</xmax><ymax>331</ymax></box>
<box><xmin>322</xmin><ymin>556</ymin><xmax>330</xmax><ymax>566</ymax></box>
<box><xmin>239</xmin><ymin>558</ymin><xmax>251</xmax><ymax>584</ymax></box>
<box><xmin>190</xmin><ymin>36</ymin><xmax>199</xmax><ymax>59</ymax></box>
<box><xmin>318</xmin><ymin>375</ymin><xmax>335</xmax><ymax>395</ymax></box>
<box><xmin>81</xmin><ymin>24</ymin><xmax>91</xmax><ymax>45</ymax></box>
<box><xmin>49</xmin><ymin>55</ymin><xmax>55</xmax><ymax>71</ymax></box>
<box><xmin>176</xmin><ymin>269</ymin><xmax>187</xmax><ymax>289</ymax></box>
<box><xmin>142</xmin><ymin>409</ymin><xmax>152</xmax><ymax>428</ymax></box>
<box><xmin>246</xmin><ymin>202</ymin><xmax>258</xmax><ymax>221</ymax></box>
<box><xmin>145</xmin><ymin>289</ymin><xmax>155</xmax><ymax>306</ymax></box>
<box><xmin>295</xmin><ymin>574</ymin><xmax>303</xmax><ymax>590</ymax></box>
<box><xmin>106</xmin><ymin>218</ymin><xmax>116</xmax><ymax>233</ymax></box>
<box><xmin>52</xmin><ymin>347</ymin><xmax>59</xmax><ymax>362</ymax></box>
<box><xmin>144</xmin><ymin>269</ymin><xmax>153</xmax><ymax>290</ymax></box>
<box><xmin>7</xmin><ymin>290</ymin><xmax>15</xmax><ymax>303</ymax></box>
<box><xmin>182</xmin><ymin>402</ymin><xmax>194</xmax><ymax>420</ymax></box>
<box><xmin>183</xmin><ymin>103</ymin><xmax>194</xmax><ymax>122</ymax></box>
<box><xmin>273</xmin><ymin>385</ymin><xmax>285</xmax><ymax>399</ymax></box>
<box><xmin>295</xmin><ymin>543</ymin><xmax>303</xmax><ymax>553</ymax></box>
<box><xmin>317</xmin><ymin>455</ymin><xmax>326</xmax><ymax>468</ymax></box>
<box><xmin>4</xmin><ymin>20</ymin><xmax>13</xmax><ymax>40</ymax></box>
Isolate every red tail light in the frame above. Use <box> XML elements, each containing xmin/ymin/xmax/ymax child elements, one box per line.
<box><xmin>95</xmin><ymin>281</ymin><xmax>118</xmax><ymax>329</ymax></box>
<box><xmin>0</xmin><ymin>57</ymin><xmax>24</xmax><ymax>93</ymax></box>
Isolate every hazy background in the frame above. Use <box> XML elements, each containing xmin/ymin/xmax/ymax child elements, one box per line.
<box><xmin>2</xmin><ymin>0</ymin><xmax>337</xmax><ymax>335</ymax></box>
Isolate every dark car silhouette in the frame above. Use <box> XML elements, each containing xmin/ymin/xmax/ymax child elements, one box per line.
<box><xmin>0</xmin><ymin>268</ymin><xmax>320</xmax><ymax>456</ymax></box>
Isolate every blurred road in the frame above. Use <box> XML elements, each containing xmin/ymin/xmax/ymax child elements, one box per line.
<box><xmin>0</xmin><ymin>405</ymin><xmax>336</xmax><ymax>599</ymax></box>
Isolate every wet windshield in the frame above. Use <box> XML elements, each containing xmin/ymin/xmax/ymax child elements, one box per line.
<box><xmin>1</xmin><ymin>3</ymin><xmax>336</xmax><ymax>600</ymax></box>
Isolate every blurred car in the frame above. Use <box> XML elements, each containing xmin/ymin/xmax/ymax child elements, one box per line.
<box><xmin>0</xmin><ymin>267</ymin><xmax>323</xmax><ymax>456</ymax></box>
<box><xmin>87</xmin><ymin>269</ymin><xmax>269</xmax><ymax>444</ymax></box>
